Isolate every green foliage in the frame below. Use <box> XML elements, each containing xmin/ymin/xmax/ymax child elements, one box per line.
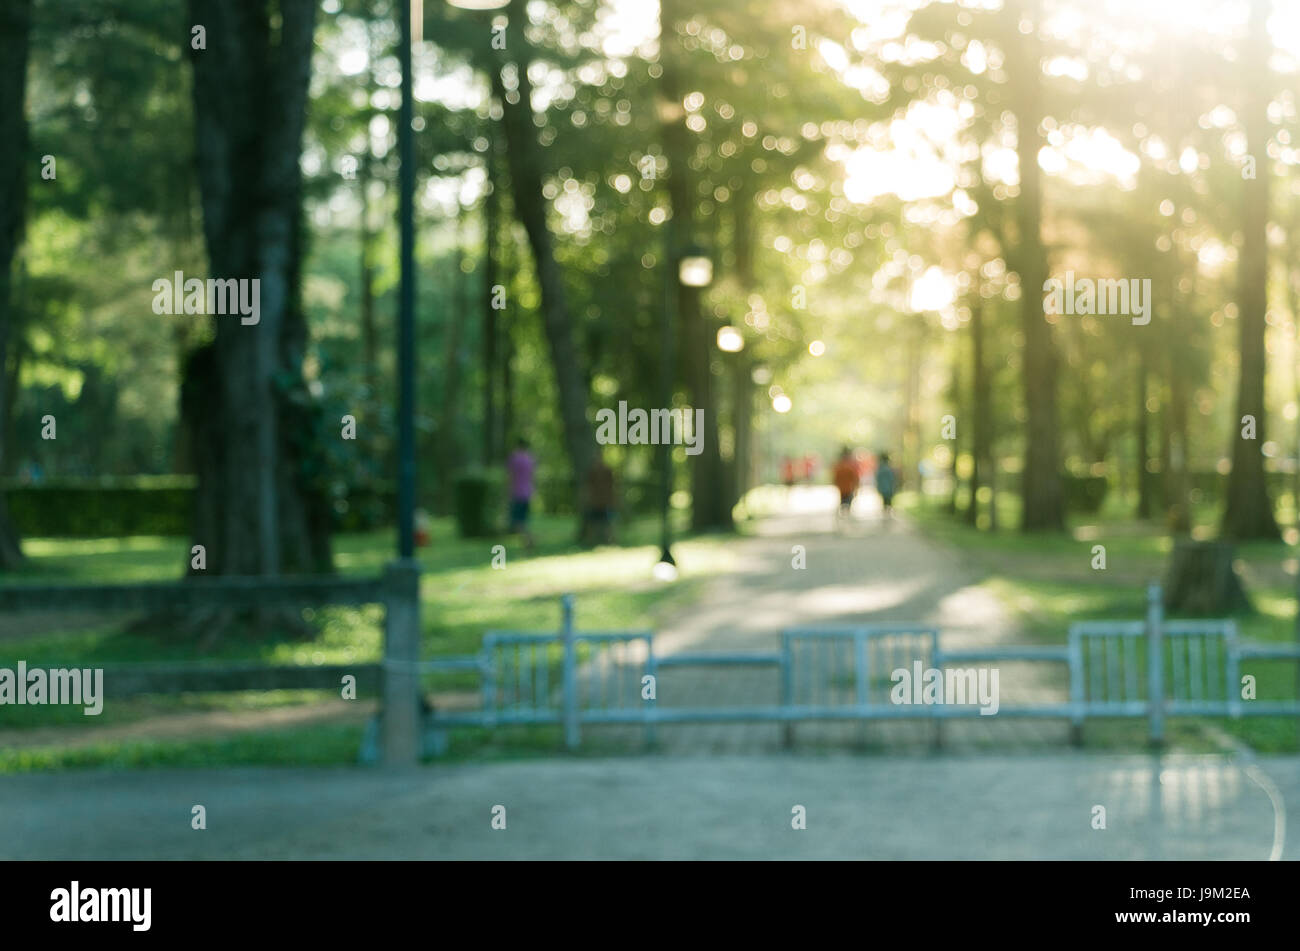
<box><xmin>6</xmin><ymin>477</ymin><xmax>192</xmax><ymax>536</ymax></box>
<box><xmin>452</xmin><ymin>468</ymin><xmax>504</xmax><ymax>537</ymax></box>
<box><xmin>1061</xmin><ymin>473</ymin><xmax>1109</xmax><ymax>514</ymax></box>
<box><xmin>4</xmin><ymin>478</ymin><xmax>395</xmax><ymax>537</ymax></box>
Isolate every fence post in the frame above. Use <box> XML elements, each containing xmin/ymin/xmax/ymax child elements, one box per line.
<box><xmin>780</xmin><ymin>634</ymin><xmax>795</xmax><ymax>749</ymax></box>
<box><xmin>561</xmin><ymin>593</ymin><xmax>580</xmax><ymax>751</ymax></box>
<box><xmin>1225</xmin><ymin>620</ymin><xmax>1241</xmax><ymax>719</ymax></box>
<box><xmin>644</xmin><ymin>635</ymin><xmax>657</xmax><ymax>750</ymax></box>
<box><xmin>382</xmin><ymin>558</ymin><xmax>422</xmax><ymax>766</ymax></box>
<box><xmin>1068</xmin><ymin>627</ymin><xmax>1084</xmax><ymax>746</ymax></box>
<box><xmin>1146</xmin><ymin>581</ymin><xmax>1164</xmax><ymax>746</ymax></box>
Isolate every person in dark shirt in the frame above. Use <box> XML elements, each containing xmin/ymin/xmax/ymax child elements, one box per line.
<box><xmin>875</xmin><ymin>452</ymin><xmax>897</xmax><ymax>517</ymax></box>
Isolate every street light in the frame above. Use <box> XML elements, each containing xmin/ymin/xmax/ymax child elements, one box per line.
<box><xmin>678</xmin><ymin>244</ymin><xmax>713</xmax><ymax>288</ymax></box>
<box><xmin>397</xmin><ymin>0</ymin><xmax>417</xmax><ymax>560</ymax></box>
<box><xmin>716</xmin><ymin>325</ymin><xmax>744</xmax><ymax>352</ymax></box>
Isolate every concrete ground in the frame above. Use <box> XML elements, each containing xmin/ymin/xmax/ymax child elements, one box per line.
<box><xmin>0</xmin><ymin>751</ymin><xmax>1292</xmax><ymax>860</ymax></box>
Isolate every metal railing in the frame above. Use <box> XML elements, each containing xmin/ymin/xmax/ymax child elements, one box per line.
<box><xmin>415</xmin><ymin>583</ymin><xmax>1300</xmax><ymax>753</ymax></box>
<box><xmin>0</xmin><ymin>564</ymin><xmax>424</xmax><ymax>765</ymax></box>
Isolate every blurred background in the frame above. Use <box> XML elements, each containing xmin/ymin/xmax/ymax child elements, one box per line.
<box><xmin>1</xmin><ymin>0</ymin><xmax>1299</xmax><ymax>784</ymax></box>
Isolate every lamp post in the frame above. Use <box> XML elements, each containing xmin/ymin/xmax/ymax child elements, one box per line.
<box><xmin>656</xmin><ymin>242</ymin><xmax>712</xmax><ymax>579</ymax></box>
<box><xmin>397</xmin><ymin>0</ymin><xmax>417</xmax><ymax>560</ymax></box>
<box><xmin>380</xmin><ymin>0</ymin><xmax>425</xmax><ymax>767</ymax></box>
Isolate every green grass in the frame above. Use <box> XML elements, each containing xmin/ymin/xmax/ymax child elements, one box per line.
<box><xmin>0</xmin><ymin>513</ymin><xmax>732</xmax><ymax>667</ymax></box>
<box><xmin>9</xmin><ymin>489</ymin><xmax>1300</xmax><ymax>767</ymax></box>
<box><xmin>0</xmin><ymin>512</ymin><xmax>733</xmax><ymax>768</ymax></box>
<box><xmin>903</xmin><ymin>490</ymin><xmax>1300</xmax><ymax>752</ymax></box>
<box><xmin>0</xmin><ymin>722</ymin><xmax>367</xmax><ymax>772</ymax></box>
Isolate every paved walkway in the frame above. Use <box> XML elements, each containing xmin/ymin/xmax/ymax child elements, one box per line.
<box><xmin>1</xmin><ymin>752</ymin><xmax>1292</xmax><ymax>859</ymax></box>
<box><xmin>583</xmin><ymin>487</ymin><xmax>1071</xmax><ymax>752</ymax></box>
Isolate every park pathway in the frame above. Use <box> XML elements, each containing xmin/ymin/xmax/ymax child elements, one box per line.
<box><xmin>584</xmin><ymin>486</ymin><xmax>1072</xmax><ymax>753</ymax></box>
<box><xmin>2</xmin><ymin>753</ymin><xmax>1292</xmax><ymax>859</ymax></box>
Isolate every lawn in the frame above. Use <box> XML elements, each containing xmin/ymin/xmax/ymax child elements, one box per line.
<box><xmin>903</xmin><ymin>489</ymin><xmax>1300</xmax><ymax>752</ymax></box>
<box><xmin>0</xmin><ymin>510</ymin><xmax>734</xmax><ymax>769</ymax></box>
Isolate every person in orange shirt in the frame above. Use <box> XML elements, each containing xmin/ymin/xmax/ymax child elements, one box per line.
<box><xmin>832</xmin><ymin>446</ymin><xmax>860</xmax><ymax>517</ymax></box>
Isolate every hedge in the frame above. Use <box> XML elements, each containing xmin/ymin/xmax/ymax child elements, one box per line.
<box><xmin>1</xmin><ymin>477</ymin><xmax>395</xmax><ymax>538</ymax></box>
<box><xmin>1061</xmin><ymin>473</ymin><xmax>1109</xmax><ymax>514</ymax></box>
<box><xmin>4</xmin><ymin>477</ymin><xmax>194</xmax><ymax>537</ymax></box>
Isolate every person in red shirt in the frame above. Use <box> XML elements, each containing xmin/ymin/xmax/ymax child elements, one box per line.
<box><xmin>832</xmin><ymin>447</ymin><xmax>860</xmax><ymax>516</ymax></box>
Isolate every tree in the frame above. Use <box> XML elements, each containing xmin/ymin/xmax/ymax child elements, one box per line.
<box><xmin>0</xmin><ymin>0</ymin><xmax>32</xmax><ymax>569</ymax></box>
<box><xmin>1221</xmin><ymin>0</ymin><xmax>1280</xmax><ymax>541</ymax></box>
<box><xmin>967</xmin><ymin>293</ymin><xmax>993</xmax><ymax>526</ymax></box>
<box><xmin>489</xmin><ymin>2</ymin><xmax>596</xmax><ymax>517</ymax></box>
<box><xmin>660</xmin><ymin>0</ymin><xmax>728</xmax><ymax>531</ymax></box>
<box><xmin>1004</xmin><ymin>0</ymin><xmax>1064</xmax><ymax>531</ymax></box>
<box><xmin>184</xmin><ymin>0</ymin><xmax>333</xmax><ymax>581</ymax></box>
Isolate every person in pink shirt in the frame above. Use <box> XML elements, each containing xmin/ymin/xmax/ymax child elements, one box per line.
<box><xmin>506</xmin><ymin>437</ymin><xmax>536</xmax><ymax>551</ymax></box>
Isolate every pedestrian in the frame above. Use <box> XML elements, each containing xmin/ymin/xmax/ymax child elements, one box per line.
<box><xmin>802</xmin><ymin>453</ymin><xmax>817</xmax><ymax>483</ymax></box>
<box><xmin>875</xmin><ymin>452</ymin><xmax>897</xmax><ymax>517</ymax></box>
<box><xmin>781</xmin><ymin>456</ymin><xmax>796</xmax><ymax>488</ymax></box>
<box><xmin>507</xmin><ymin>437</ymin><xmax>536</xmax><ymax>551</ymax></box>
<box><xmin>832</xmin><ymin>446</ymin><xmax>859</xmax><ymax>521</ymax></box>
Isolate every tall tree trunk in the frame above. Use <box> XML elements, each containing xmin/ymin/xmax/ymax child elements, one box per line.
<box><xmin>500</xmin><ymin>225</ymin><xmax>515</xmax><ymax>458</ymax></box>
<box><xmin>967</xmin><ymin>295</ymin><xmax>988</xmax><ymax>526</ymax></box>
<box><xmin>0</xmin><ymin>0</ymin><xmax>31</xmax><ymax>568</ymax></box>
<box><xmin>661</xmin><ymin>0</ymin><xmax>729</xmax><ymax>531</ymax></box>
<box><xmin>438</xmin><ymin>207</ymin><xmax>469</xmax><ymax>511</ymax></box>
<box><xmin>1221</xmin><ymin>0</ymin><xmax>1280</xmax><ymax>540</ymax></box>
<box><xmin>359</xmin><ymin>27</ymin><xmax>378</xmax><ymax>406</ymax></box>
<box><xmin>482</xmin><ymin>131</ymin><xmax>500</xmax><ymax>467</ymax></box>
<box><xmin>185</xmin><ymin>0</ymin><xmax>331</xmax><ymax>583</ymax></box>
<box><xmin>492</xmin><ymin>28</ymin><xmax>594</xmax><ymax>518</ymax></box>
<box><xmin>1007</xmin><ymin>0</ymin><xmax>1064</xmax><ymax>532</ymax></box>
<box><xmin>1136</xmin><ymin>343</ymin><xmax>1152</xmax><ymax>519</ymax></box>
<box><xmin>902</xmin><ymin>321</ymin><xmax>923</xmax><ymax>481</ymax></box>
<box><xmin>731</xmin><ymin>356</ymin><xmax>753</xmax><ymax>504</ymax></box>
<box><xmin>1158</xmin><ymin>382</ymin><xmax>1171</xmax><ymax>515</ymax></box>
<box><xmin>1167</xmin><ymin>295</ymin><xmax>1192</xmax><ymax>533</ymax></box>
<box><xmin>947</xmin><ymin>341</ymin><xmax>961</xmax><ymax>515</ymax></box>
<box><xmin>1290</xmin><ymin>263</ymin><xmax>1300</xmax><ymax>528</ymax></box>
<box><xmin>726</xmin><ymin>184</ymin><xmax>755</xmax><ymax>510</ymax></box>
<box><xmin>501</xmin><ymin>306</ymin><xmax>515</xmax><ymax>454</ymax></box>
<box><xmin>3</xmin><ymin>316</ymin><xmax>24</xmax><ymax>470</ymax></box>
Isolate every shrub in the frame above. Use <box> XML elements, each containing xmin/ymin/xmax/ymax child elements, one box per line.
<box><xmin>452</xmin><ymin>469</ymin><xmax>504</xmax><ymax>538</ymax></box>
<box><xmin>1061</xmin><ymin>473</ymin><xmax>1108</xmax><ymax>514</ymax></box>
